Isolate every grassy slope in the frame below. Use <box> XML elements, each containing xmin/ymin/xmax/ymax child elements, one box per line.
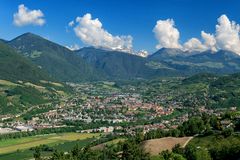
<box><xmin>0</xmin><ymin>42</ymin><xmax>52</xmax><ymax>83</ymax></box>
<box><xmin>8</xmin><ymin>33</ymin><xmax>101</xmax><ymax>82</ymax></box>
<box><xmin>0</xmin><ymin>79</ymin><xmax>69</xmax><ymax>114</ymax></box>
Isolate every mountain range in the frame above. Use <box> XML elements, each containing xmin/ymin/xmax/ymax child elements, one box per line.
<box><xmin>1</xmin><ymin>32</ymin><xmax>240</xmax><ymax>82</ymax></box>
<box><xmin>7</xmin><ymin>33</ymin><xmax>102</xmax><ymax>82</ymax></box>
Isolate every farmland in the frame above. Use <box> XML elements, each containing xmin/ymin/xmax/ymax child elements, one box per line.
<box><xmin>0</xmin><ymin>133</ymin><xmax>100</xmax><ymax>155</ymax></box>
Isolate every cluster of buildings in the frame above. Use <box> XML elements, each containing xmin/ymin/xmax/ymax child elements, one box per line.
<box><xmin>0</xmin><ymin>82</ymin><xmax>238</xmax><ymax>135</ymax></box>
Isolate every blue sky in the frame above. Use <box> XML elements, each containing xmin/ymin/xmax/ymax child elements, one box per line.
<box><xmin>0</xmin><ymin>0</ymin><xmax>239</xmax><ymax>53</ymax></box>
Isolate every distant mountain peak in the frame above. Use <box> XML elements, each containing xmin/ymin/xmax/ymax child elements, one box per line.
<box><xmin>16</xmin><ymin>32</ymin><xmax>40</xmax><ymax>38</ymax></box>
<box><xmin>148</xmin><ymin>48</ymin><xmax>185</xmax><ymax>59</ymax></box>
<box><xmin>10</xmin><ymin>32</ymin><xmax>46</xmax><ymax>44</ymax></box>
<box><xmin>22</xmin><ymin>32</ymin><xmax>35</xmax><ymax>36</ymax></box>
<box><xmin>8</xmin><ymin>33</ymin><xmax>101</xmax><ymax>82</ymax></box>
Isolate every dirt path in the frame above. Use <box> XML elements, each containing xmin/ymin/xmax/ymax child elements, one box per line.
<box><xmin>182</xmin><ymin>136</ymin><xmax>194</xmax><ymax>147</ymax></box>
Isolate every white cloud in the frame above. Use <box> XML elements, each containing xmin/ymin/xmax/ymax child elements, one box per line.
<box><xmin>135</xmin><ymin>50</ymin><xmax>149</xmax><ymax>57</ymax></box>
<box><xmin>68</xmin><ymin>21</ymin><xmax>74</xmax><ymax>27</ymax></box>
<box><xmin>183</xmin><ymin>38</ymin><xmax>207</xmax><ymax>52</ymax></box>
<box><xmin>201</xmin><ymin>31</ymin><xmax>217</xmax><ymax>52</ymax></box>
<box><xmin>215</xmin><ymin>14</ymin><xmax>240</xmax><ymax>54</ymax></box>
<box><xmin>65</xmin><ymin>44</ymin><xmax>80</xmax><ymax>51</ymax></box>
<box><xmin>13</xmin><ymin>4</ymin><xmax>45</xmax><ymax>26</ymax></box>
<box><xmin>154</xmin><ymin>14</ymin><xmax>240</xmax><ymax>54</ymax></box>
<box><xmin>71</xmin><ymin>13</ymin><xmax>133</xmax><ymax>52</ymax></box>
<box><xmin>153</xmin><ymin>19</ymin><xmax>182</xmax><ymax>49</ymax></box>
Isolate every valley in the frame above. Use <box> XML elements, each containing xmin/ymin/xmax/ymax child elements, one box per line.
<box><xmin>0</xmin><ymin>32</ymin><xmax>240</xmax><ymax>160</ymax></box>
<box><xmin>0</xmin><ymin>73</ymin><xmax>240</xmax><ymax>159</ymax></box>
<box><xmin>2</xmin><ymin>73</ymin><xmax>239</xmax><ymax>136</ymax></box>
<box><xmin>1</xmin><ymin>1</ymin><xmax>240</xmax><ymax>159</ymax></box>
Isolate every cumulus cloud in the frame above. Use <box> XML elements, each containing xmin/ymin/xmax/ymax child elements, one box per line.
<box><xmin>65</xmin><ymin>44</ymin><xmax>80</xmax><ymax>51</ymax></box>
<box><xmin>70</xmin><ymin>13</ymin><xmax>133</xmax><ymax>52</ymax></box>
<box><xmin>183</xmin><ymin>38</ymin><xmax>207</xmax><ymax>52</ymax></box>
<box><xmin>215</xmin><ymin>14</ymin><xmax>240</xmax><ymax>54</ymax></box>
<box><xmin>13</xmin><ymin>4</ymin><xmax>45</xmax><ymax>26</ymax></box>
<box><xmin>183</xmin><ymin>31</ymin><xmax>218</xmax><ymax>52</ymax></box>
<box><xmin>154</xmin><ymin>14</ymin><xmax>240</xmax><ymax>54</ymax></box>
<box><xmin>153</xmin><ymin>19</ymin><xmax>182</xmax><ymax>49</ymax></box>
<box><xmin>201</xmin><ymin>31</ymin><xmax>217</xmax><ymax>52</ymax></box>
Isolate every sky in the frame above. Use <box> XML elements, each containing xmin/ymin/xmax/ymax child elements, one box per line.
<box><xmin>0</xmin><ymin>0</ymin><xmax>240</xmax><ymax>54</ymax></box>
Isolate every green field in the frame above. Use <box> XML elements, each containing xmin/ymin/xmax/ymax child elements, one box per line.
<box><xmin>0</xmin><ymin>137</ymin><xmax>96</xmax><ymax>160</ymax></box>
<box><xmin>0</xmin><ymin>133</ymin><xmax>100</xmax><ymax>155</ymax></box>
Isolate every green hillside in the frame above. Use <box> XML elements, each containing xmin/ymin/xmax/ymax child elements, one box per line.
<box><xmin>0</xmin><ymin>79</ymin><xmax>69</xmax><ymax>114</ymax></box>
<box><xmin>130</xmin><ymin>73</ymin><xmax>240</xmax><ymax>109</ymax></box>
<box><xmin>7</xmin><ymin>33</ymin><xmax>240</xmax><ymax>82</ymax></box>
<box><xmin>8</xmin><ymin>33</ymin><xmax>104</xmax><ymax>82</ymax></box>
<box><xmin>76</xmin><ymin>47</ymin><xmax>178</xmax><ymax>80</ymax></box>
<box><xmin>148</xmin><ymin>48</ymin><xmax>240</xmax><ymax>75</ymax></box>
<box><xmin>0</xmin><ymin>41</ymin><xmax>52</xmax><ymax>83</ymax></box>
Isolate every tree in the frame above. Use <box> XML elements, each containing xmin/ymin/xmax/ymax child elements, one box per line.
<box><xmin>222</xmin><ymin>127</ymin><xmax>233</xmax><ymax>137</ymax></box>
<box><xmin>210</xmin><ymin>116</ymin><xmax>221</xmax><ymax>130</ymax></box>
<box><xmin>51</xmin><ymin>150</ymin><xmax>65</xmax><ymax>160</ymax></box>
<box><xmin>194</xmin><ymin>148</ymin><xmax>211</xmax><ymax>160</ymax></box>
<box><xmin>171</xmin><ymin>129</ymin><xmax>181</xmax><ymax>137</ymax></box>
<box><xmin>122</xmin><ymin>140</ymin><xmax>150</xmax><ymax>160</ymax></box>
<box><xmin>33</xmin><ymin>147</ymin><xmax>41</xmax><ymax>160</ymax></box>
<box><xmin>135</xmin><ymin>132</ymin><xmax>144</xmax><ymax>144</ymax></box>
<box><xmin>179</xmin><ymin>117</ymin><xmax>205</xmax><ymax>136</ymax></box>
<box><xmin>160</xmin><ymin>150</ymin><xmax>186</xmax><ymax>160</ymax></box>
<box><xmin>172</xmin><ymin>144</ymin><xmax>184</xmax><ymax>155</ymax></box>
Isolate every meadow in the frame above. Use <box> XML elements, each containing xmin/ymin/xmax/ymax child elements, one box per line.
<box><xmin>0</xmin><ymin>132</ymin><xmax>100</xmax><ymax>160</ymax></box>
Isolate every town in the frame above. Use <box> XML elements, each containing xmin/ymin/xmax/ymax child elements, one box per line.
<box><xmin>0</xmin><ymin>81</ymin><xmax>235</xmax><ymax>136</ymax></box>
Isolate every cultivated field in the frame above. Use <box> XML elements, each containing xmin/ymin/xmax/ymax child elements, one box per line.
<box><xmin>142</xmin><ymin>137</ymin><xmax>193</xmax><ymax>155</ymax></box>
<box><xmin>0</xmin><ymin>132</ymin><xmax>100</xmax><ymax>155</ymax></box>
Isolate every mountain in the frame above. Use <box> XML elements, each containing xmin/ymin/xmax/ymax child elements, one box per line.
<box><xmin>76</xmin><ymin>47</ymin><xmax>148</xmax><ymax>79</ymax></box>
<box><xmin>8</xmin><ymin>33</ymin><xmax>103</xmax><ymax>82</ymax></box>
<box><xmin>148</xmin><ymin>48</ymin><xmax>186</xmax><ymax>60</ymax></box>
<box><xmin>76</xmin><ymin>47</ymin><xmax>178</xmax><ymax>80</ymax></box>
<box><xmin>0</xmin><ymin>39</ymin><xmax>7</xmax><ymax>43</ymax></box>
<box><xmin>148</xmin><ymin>48</ymin><xmax>240</xmax><ymax>75</ymax></box>
<box><xmin>6</xmin><ymin>32</ymin><xmax>240</xmax><ymax>82</ymax></box>
<box><xmin>0</xmin><ymin>41</ymin><xmax>52</xmax><ymax>82</ymax></box>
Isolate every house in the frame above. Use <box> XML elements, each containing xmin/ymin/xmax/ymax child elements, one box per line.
<box><xmin>99</xmin><ymin>126</ymin><xmax>114</xmax><ymax>133</ymax></box>
<box><xmin>15</xmin><ymin>125</ymin><xmax>34</xmax><ymax>132</ymax></box>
